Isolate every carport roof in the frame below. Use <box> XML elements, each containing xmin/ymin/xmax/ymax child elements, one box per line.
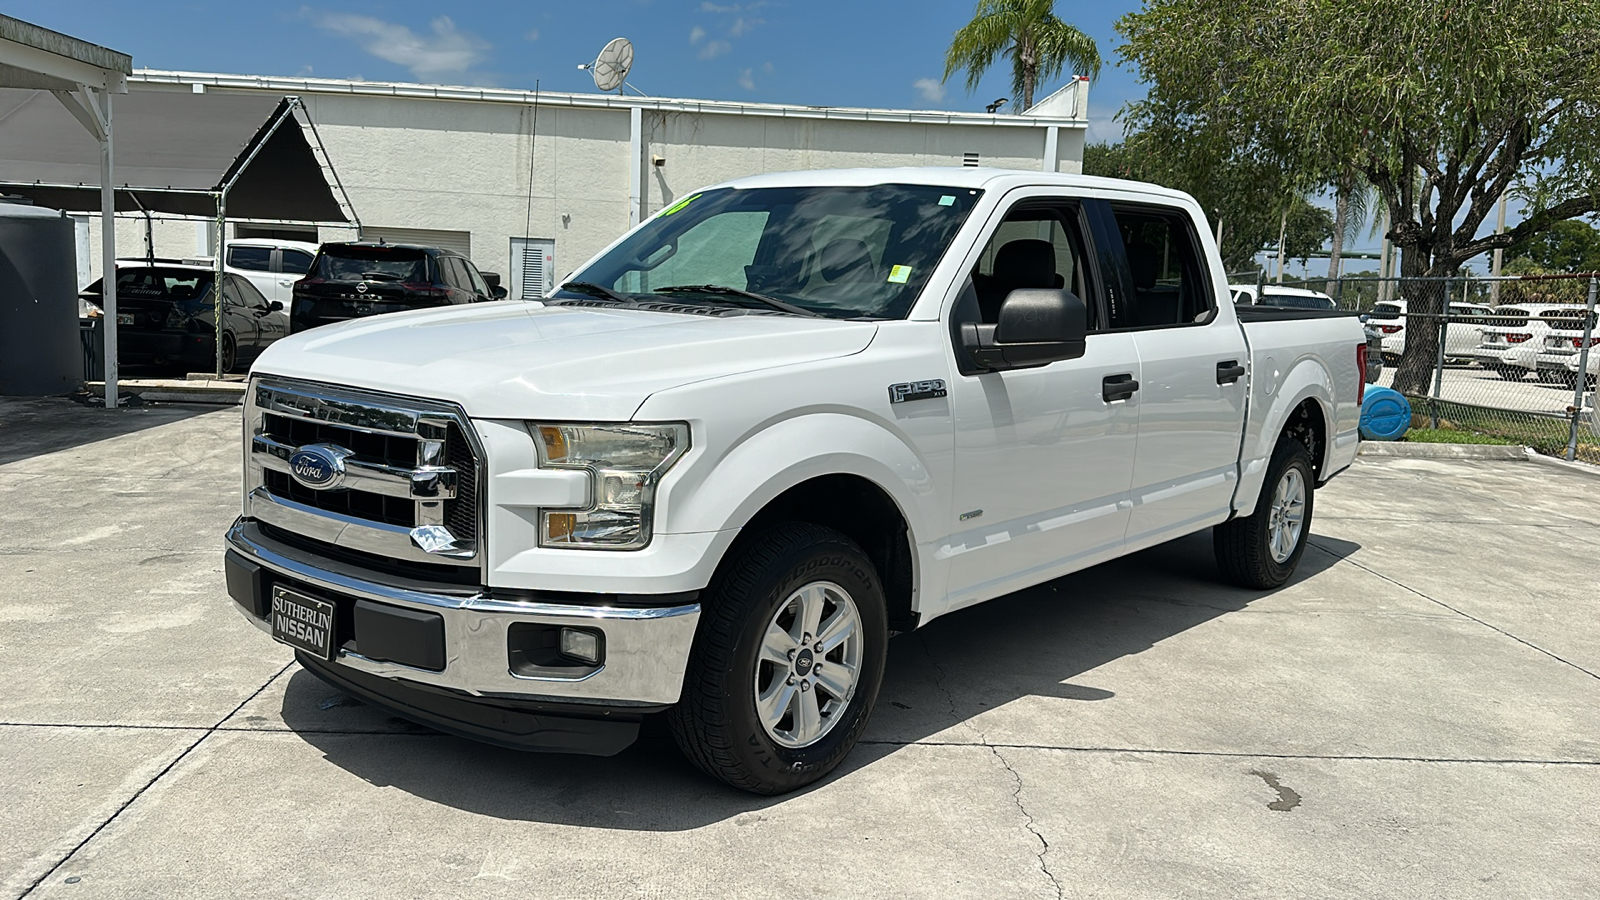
<box><xmin>0</xmin><ymin>86</ymin><xmax>351</xmax><ymax>222</ymax></box>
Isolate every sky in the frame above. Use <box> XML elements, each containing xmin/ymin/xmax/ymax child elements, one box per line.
<box><xmin>8</xmin><ymin>0</ymin><xmax>1418</xmax><ymax>270</ymax></box>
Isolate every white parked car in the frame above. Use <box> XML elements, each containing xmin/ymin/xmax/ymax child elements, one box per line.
<box><xmin>225</xmin><ymin>239</ymin><xmax>320</xmax><ymax>308</ymax></box>
<box><xmin>1369</xmin><ymin>299</ymin><xmax>1493</xmax><ymax>364</ymax></box>
<box><xmin>1231</xmin><ymin>284</ymin><xmax>1337</xmax><ymax>310</ymax></box>
<box><xmin>1469</xmin><ymin>303</ymin><xmax>1582</xmax><ymax>380</ymax></box>
<box><xmin>223</xmin><ymin>168</ymin><xmax>1364</xmax><ymax>794</ymax></box>
<box><xmin>1510</xmin><ymin>306</ymin><xmax>1597</xmax><ymax>385</ymax></box>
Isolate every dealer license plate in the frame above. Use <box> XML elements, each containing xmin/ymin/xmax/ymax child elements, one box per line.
<box><xmin>117</xmin><ymin>313</ymin><xmax>134</xmax><ymax>326</ymax></box>
<box><xmin>270</xmin><ymin>586</ymin><xmax>336</xmax><ymax>660</ymax></box>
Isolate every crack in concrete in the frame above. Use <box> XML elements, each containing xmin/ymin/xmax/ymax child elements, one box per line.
<box><xmin>918</xmin><ymin>634</ymin><xmax>1063</xmax><ymax>900</ymax></box>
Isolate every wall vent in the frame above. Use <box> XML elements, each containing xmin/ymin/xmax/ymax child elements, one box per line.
<box><xmin>962</xmin><ymin>152</ymin><xmax>980</xmax><ymax>167</ymax></box>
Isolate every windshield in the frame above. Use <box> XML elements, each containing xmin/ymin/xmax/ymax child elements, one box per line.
<box><xmin>79</xmin><ymin>268</ymin><xmax>216</xmax><ymax>302</ymax></box>
<box><xmin>1260</xmin><ymin>291</ymin><xmax>1333</xmax><ymax>310</ymax></box>
<box><xmin>558</xmin><ymin>184</ymin><xmax>983</xmax><ymax>319</ymax></box>
<box><xmin>1369</xmin><ymin>303</ymin><xmax>1402</xmax><ymax>320</ymax></box>
<box><xmin>315</xmin><ymin>246</ymin><xmax>429</xmax><ymax>282</ymax></box>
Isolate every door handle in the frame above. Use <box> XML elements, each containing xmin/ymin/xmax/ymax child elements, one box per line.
<box><xmin>1102</xmin><ymin>373</ymin><xmax>1139</xmax><ymax>402</ymax></box>
<box><xmin>1216</xmin><ymin>360</ymin><xmax>1247</xmax><ymax>384</ymax></box>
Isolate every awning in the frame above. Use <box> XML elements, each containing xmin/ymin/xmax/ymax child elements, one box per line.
<box><xmin>0</xmin><ymin>86</ymin><xmax>353</xmax><ymax>222</ymax></box>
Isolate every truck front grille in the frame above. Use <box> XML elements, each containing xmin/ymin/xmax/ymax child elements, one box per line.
<box><xmin>245</xmin><ymin>377</ymin><xmax>484</xmax><ymax>573</ymax></box>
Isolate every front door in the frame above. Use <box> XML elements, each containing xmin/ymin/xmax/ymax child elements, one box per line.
<box><xmin>944</xmin><ymin>194</ymin><xmax>1142</xmax><ymax>611</ymax></box>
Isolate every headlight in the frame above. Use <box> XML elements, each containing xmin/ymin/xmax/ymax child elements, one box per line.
<box><xmin>530</xmin><ymin>422</ymin><xmax>689</xmax><ymax>550</ymax></box>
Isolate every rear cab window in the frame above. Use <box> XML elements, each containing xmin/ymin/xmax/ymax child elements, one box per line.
<box><xmin>228</xmin><ymin>246</ymin><xmax>272</xmax><ymax>271</ymax></box>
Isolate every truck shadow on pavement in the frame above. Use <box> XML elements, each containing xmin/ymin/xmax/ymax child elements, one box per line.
<box><xmin>279</xmin><ymin>529</ymin><xmax>1356</xmax><ymax>829</ymax></box>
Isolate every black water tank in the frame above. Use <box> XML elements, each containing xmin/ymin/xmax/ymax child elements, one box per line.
<box><xmin>0</xmin><ymin>200</ymin><xmax>79</xmax><ymax>395</ymax></box>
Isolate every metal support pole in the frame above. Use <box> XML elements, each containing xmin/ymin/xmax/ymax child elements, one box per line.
<box><xmin>627</xmin><ymin>106</ymin><xmax>642</xmax><ymax>227</ymax></box>
<box><xmin>214</xmin><ymin>194</ymin><xmax>226</xmax><ymax>379</ymax></box>
<box><xmin>1565</xmin><ymin>276</ymin><xmax>1599</xmax><ymax>462</ymax></box>
<box><xmin>1490</xmin><ymin>194</ymin><xmax>1508</xmax><ymax>304</ymax></box>
<box><xmin>99</xmin><ymin>89</ymin><xmax>117</xmax><ymax>408</ymax></box>
<box><xmin>1432</xmin><ymin>277</ymin><xmax>1449</xmax><ymax>429</ymax></box>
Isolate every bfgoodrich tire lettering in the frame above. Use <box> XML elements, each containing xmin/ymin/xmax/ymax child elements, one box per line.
<box><xmin>669</xmin><ymin>522</ymin><xmax>887</xmax><ymax>794</ymax></box>
<box><xmin>1213</xmin><ymin>438</ymin><xmax>1315</xmax><ymax>589</ymax></box>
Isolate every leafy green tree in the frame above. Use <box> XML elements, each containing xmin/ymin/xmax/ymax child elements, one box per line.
<box><xmin>943</xmin><ymin>0</ymin><xmax>1101</xmax><ymax>110</ymax></box>
<box><xmin>1118</xmin><ymin>0</ymin><xmax>1600</xmax><ymax>394</ymax></box>
<box><xmin>1507</xmin><ymin>219</ymin><xmax>1600</xmax><ymax>274</ymax></box>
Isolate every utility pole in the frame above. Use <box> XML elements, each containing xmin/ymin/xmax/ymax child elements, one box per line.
<box><xmin>1490</xmin><ymin>193</ymin><xmax>1508</xmax><ymax>304</ymax></box>
<box><xmin>1275</xmin><ymin>206</ymin><xmax>1288</xmax><ymax>283</ymax></box>
<box><xmin>1377</xmin><ymin>207</ymin><xmax>1392</xmax><ymax>302</ymax></box>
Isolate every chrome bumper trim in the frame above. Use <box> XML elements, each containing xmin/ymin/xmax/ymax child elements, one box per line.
<box><xmin>227</xmin><ymin>519</ymin><xmax>700</xmax><ymax>706</ymax></box>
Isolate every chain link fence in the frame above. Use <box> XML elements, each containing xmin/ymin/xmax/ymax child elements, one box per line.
<box><xmin>1235</xmin><ymin>271</ymin><xmax>1600</xmax><ymax>463</ymax></box>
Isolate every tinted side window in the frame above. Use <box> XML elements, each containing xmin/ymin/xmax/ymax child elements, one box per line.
<box><xmin>439</xmin><ymin>257</ymin><xmax>464</xmax><ymax>288</ymax></box>
<box><xmin>463</xmin><ymin>261</ymin><xmax>490</xmax><ymax>296</ymax></box>
<box><xmin>234</xmin><ymin>277</ymin><xmax>270</xmax><ymax>307</ymax></box>
<box><xmin>229</xmin><ymin>246</ymin><xmax>272</xmax><ymax>271</ymax></box>
<box><xmin>281</xmin><ymin>249</ymin><xmax>314</xmax><ymax>275</ymax></box>
<box><xmin>969</xmin><ymin>204</ymin><xmax>1098</xmax><ymax>329</ymax></box>
<box><xmin>1109</xmin><ymin>205</ymin><xmax>1214</xmax><ymax>329</ymax></box>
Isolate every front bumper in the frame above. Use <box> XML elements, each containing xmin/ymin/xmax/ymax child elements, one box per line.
<box><xmin>225</xmin><ymin>518</ymin><xmax>701</xmax><ymax>716</ymax></box>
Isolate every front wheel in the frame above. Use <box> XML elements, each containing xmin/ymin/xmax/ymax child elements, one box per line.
<box><xmin>219</xmin><ymin>333</ymin><xmax>238</xmax><ymax>374</ymax></box>
<box><xmin>1214</xmin><ymin>438</ymin><xmax>1315</xmax><ymax>589</ymax></box>
<box><xmin>669</xmin><ymin>522</ymin><xmax>887</xmax><ymax>795</ymax></box>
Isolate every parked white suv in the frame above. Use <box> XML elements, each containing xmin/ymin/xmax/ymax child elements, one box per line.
<box><xmin>223</xmin><ymin>168</ymin><xmax>1364</xmax><ymax>794</ymax></box>
<box><xmin>1469</xmin><ymin>303</ymin><xmax>1580</xmax><ymax>380</ymax></box>
<box><xmin>1230</xmin><ymin>284</ymin><xmax>1337</xmax><ymax>310</ymax></box>
<box><xmin>1368</xmin><ymin>299</ymin><xmax>1493</xmax><ymax>364</ymax></box>
<box><xmin>226</xmin><ymin>239</ymin><xmax>320</xmax><ymax>308</ymax></box>
<box><xmin>1510</xmin><ymin>306</ymin><xmax>1599</xmax><ymax>385</ymax></box>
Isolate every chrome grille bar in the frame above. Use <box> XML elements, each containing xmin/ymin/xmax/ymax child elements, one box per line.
<box><xmin>251</xmin><ymin>434</ymin><xmax>458</xmax><ymax>500</ymax></box>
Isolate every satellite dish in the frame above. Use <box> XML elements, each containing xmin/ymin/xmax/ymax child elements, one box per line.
<box><xmin>588</xmin><ymin>38</ymin><xmax>634</xmax><ymax>93</ymax></box>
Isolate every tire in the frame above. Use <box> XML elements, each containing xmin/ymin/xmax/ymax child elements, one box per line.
<box><xmin>1213</xmin><ymin>438</ymin><xmax>1315</xmax><ymax>589</ymax></box>
<box><xmin>219</xmin><ymin>333</ymin><xmax>237</xmax><ymax>374</ymax></box>
<box><xmin>669</xmin><ymin>522</ymin><xmax>888</xmax><ymax>795</ymax></box>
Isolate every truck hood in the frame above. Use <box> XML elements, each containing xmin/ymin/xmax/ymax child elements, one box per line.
<box><xmin>252</xmin><ymin>301</ymin><xmax>878</xmax><ymax>420</ymax></box>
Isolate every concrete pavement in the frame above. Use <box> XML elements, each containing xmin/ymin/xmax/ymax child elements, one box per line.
<box><xmin>2</xmin><ymin>395</ymin><xmax>1598</xmax><ymax>898</ymax></box>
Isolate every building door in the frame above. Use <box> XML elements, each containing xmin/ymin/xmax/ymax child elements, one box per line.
<box><xmin>511</xmin><ymin>238</ymin><xmax>555</xmax><ymax>299</ymax></box>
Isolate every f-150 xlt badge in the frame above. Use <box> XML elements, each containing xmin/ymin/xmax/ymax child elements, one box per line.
<box><xmin>287</xmin><ymin>444</ymin><xmax>352</xmax><ymax>490</ymax></box>
<box><xmin>888</xmin><ymin>379</ymin><xmax>948</xmax><ymax>404</ymax></box>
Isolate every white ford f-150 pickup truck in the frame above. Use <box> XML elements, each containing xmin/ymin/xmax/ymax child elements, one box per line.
<box><xmin>224</xmin><ymin>168</ymin><xmax>1366</xmax><ymax>794</ymax></box>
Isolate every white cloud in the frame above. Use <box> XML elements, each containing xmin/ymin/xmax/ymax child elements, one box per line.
<box><xmin>738</xmin><ymin>68</ymin><xmax>755</xmax><ymax>91</ymax></box>
<box><xmin>701</xmin><ymin>2</ymin><xmax>740</xmax><ymax>11</ymax></box>
<box><xmin>689</xmin><ymin>25</ymin><xmax>706</xmax><ymax>44</ymax></box>
<box><xmin>698</xmin><ymin>39</ymin><xmax>732</xmax><ymax>60</ymax></box>
<box><xmin>1086</xmin><ymin>113</ymin><xmax>1125</xmax><ymax>143</ymax></box>
<box><xmin>913</xmin><ymin>77</ymin><xmax>947</xmax><ymax>103</ymax></box>
<box><xmin>729</xmin><ymin>15</ymin><xmax>763</xmax><ymax>37</ymax></box>
<box><xmin>762</xmin><ymin>61</ymin><xmax>774</xmax><ymax>74</ymax></box>
<box><xmin>524</xmin><ymin>28</ymin><xmax>540</xmax><ymax>42</ymax></box>
<box><xmin>311</xmin><ymin>13</ymin><xmax>491</xmax><ymax>81</ymax></box>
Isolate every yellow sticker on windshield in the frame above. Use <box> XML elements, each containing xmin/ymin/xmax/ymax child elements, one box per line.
<box><xmin>887</xmin><ymin>265</ymin><xmax>912</xmax><ymax>284</ymax></box>
<box><xmin>658</xmin><ymin>193</ymin><xmax>701</xmax><ymax>217</ymax></box>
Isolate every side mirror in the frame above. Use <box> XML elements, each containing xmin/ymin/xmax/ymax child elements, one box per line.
<box><xmin>481</xmin><ymin>271</ymin><xmax>502</xmax><ymax>289</ymax></box>
<box><xmin>962</xmin><ymin>289</ymin><xmax>1087</xmax><ymax>371</ymax></box>
<box><xmin>268</xmin><ymin>300</ymin><xmax>284</xmax><ymax>312</ymax></box>
<box><xmin>491</xmin><ymin>285</ymin><xmax>509</xmax><ymax>300</ymax></box>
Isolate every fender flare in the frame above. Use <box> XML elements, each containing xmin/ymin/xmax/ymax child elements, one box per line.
<box><xmin>1235</xmin><ymin>357</ymin><xmax>1335</xmax><ymax>517</ymax></box>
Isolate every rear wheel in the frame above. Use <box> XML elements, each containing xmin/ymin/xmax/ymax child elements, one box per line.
<box><xmin>669</xmin><ymin>522</ymin><xmax>887</xmax><ymax>795</ymax></box>
<box><xmin>219</xmin><ymin>333</ymin><xmax>237</xmax><ymax>374</ymax></box>
<box><xmin>1214</xmin><ymin>438</ymin><xmax>1315</xmax><ymax>589</ymax></box>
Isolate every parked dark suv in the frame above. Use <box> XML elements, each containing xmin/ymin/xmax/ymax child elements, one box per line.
<box><xmin>290</xmin><ymin>242</ymin><xmax>506</xmax><ymax>333</ymax></box>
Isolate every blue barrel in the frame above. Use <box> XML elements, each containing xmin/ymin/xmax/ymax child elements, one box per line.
<box><xmin>1360</xmin><ymin>387</ymin><xmax>1411</xmax><ymax>441</ymax></box>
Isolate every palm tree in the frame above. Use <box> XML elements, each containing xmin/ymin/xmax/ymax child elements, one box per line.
<box><xmin>943</xmin><ymin>0</ymin><xmax>1101</xmax><ymax>111</ymax></box>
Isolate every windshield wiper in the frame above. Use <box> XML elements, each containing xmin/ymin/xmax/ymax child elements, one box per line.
<box><xmin>558</xmin><ymin>281</ymin><xmax>636</xmax><ymax>304</ymax></box>
<box><xmin>654</xmin><ymin>284</ymin><xmax>823</xmax><ymax>318</ymax></box>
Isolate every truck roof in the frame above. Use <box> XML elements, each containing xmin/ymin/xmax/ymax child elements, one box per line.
<box><xmin>711</xmin><ymin>166</ymin><xmax>1195</xmax><ymax>204</ymax></box>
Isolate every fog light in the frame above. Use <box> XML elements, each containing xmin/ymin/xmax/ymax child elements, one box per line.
<box><xmin>558</xmin><ymin>627</ymin><xmax>603</xmax><ymax>665</ymax></box>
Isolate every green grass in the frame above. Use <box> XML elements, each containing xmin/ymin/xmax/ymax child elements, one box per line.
<box><xmin>1401</xmin><ymin>427</ymin><xmax>1520</xmax><ymax>445</ymax></box>
<box><xmin>1403</xmin><ymin>396</ymin><xmax>1600</xmax><ymax>463</ymax></box>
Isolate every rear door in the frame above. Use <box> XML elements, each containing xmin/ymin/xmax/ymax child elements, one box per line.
<box><xmin>227</xmin><ymin>245</ymin><xmax>278</xmax><ymax>301</ymax></box>
<box><xmin>944</xmin><ymin>190</ymin><xmax>1142</xmax><ymax>609</ymax></box>
<box><xmin>275</xmin><ymin>247</ymin><xmax>315</xmax><ymax>306</ymax></box>
<box><xmin>1096</xmin><ymin>200</ymin><xmax>1249</xmax><ymax>549</ymax></box>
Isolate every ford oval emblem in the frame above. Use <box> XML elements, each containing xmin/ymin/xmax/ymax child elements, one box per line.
<box><xmin>287</xmin><ymin>444</ymin><xmax>350</xmax><ymax>490</ymax></box>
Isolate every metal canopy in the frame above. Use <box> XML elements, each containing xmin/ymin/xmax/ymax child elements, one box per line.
<box><xmin>0</xmin><ymin>13</ymin><xmax>127</xmax><ymax>406</ymax></box>
<box><xmin>0</xmin><ymin>88</ymin><xmax>351</xmax><ymax>222</ymax></box>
